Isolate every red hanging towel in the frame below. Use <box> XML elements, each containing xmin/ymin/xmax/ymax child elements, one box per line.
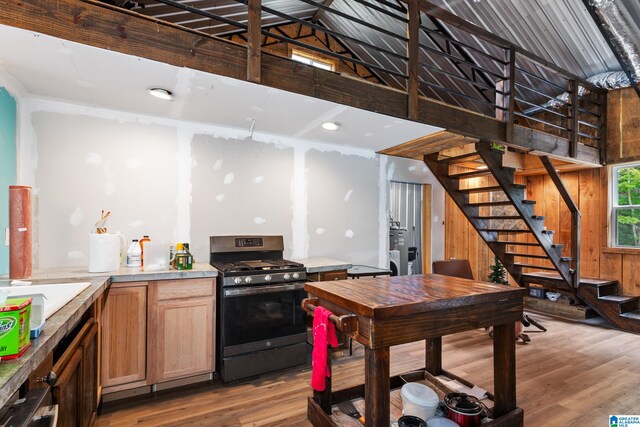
<box><xmin>311</xmin><ymin>306</ymin><xmax>339</xmax><ymax>391</ymax></box>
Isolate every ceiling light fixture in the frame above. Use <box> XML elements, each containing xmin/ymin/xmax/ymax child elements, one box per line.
<box><xmin>148</xmin><ymin>87</ymin><xmax>174</xmax><ymax>101</ymax></box>
<box><xmin>476</xmin><ymin>165</ymin><xmax>489</xmax><ymax>170</ymax></box>
<box><xmin>321</xmin><ymin>122</ymin><xmax>340</xmax><ymax>131</ymax></box>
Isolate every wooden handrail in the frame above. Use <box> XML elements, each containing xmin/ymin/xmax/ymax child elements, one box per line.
<box><xmin>302</xmin><ymin>298</ymin><xmax>358</xmax><ymax>334</ymax></box>
<box><xmin>540</xmin><ymin>156</ymin><xmax>581</xmax><ymax>290</ymax></box>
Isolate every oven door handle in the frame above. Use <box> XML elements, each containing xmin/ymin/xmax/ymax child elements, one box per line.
<box><xmin>224</xmin><ymin>282</ymin><xmax>305</xmax><ymax>296</ymax></box>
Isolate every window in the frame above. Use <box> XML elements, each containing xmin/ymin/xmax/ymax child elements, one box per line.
<box><xmin>291</xmin><ymin>50</ymin><xmax>335</xmax><ymax>71</ymax></box>
<box><xmin>611</xmin><ymin>163</ymin><xmax>640</xmax><ymax>247</ymax></box>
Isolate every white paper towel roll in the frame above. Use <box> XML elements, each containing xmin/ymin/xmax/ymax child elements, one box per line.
<box><xmin>88</xmin><ymin>233</ymin><xmax>123</xmax><ymax>272</ymax></box>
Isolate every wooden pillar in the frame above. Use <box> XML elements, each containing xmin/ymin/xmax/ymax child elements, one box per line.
<box><xmin>407</xmin><ymin>0</ymin><xmax>420</xmax><ymax>120</ymax></box>
<box><xmin>492</xmin><ymin>323</ymin><xmax>516</xmax><ymax>417</ymax></box>
<box><xmin>364</xmin><ymin>347</ymin><xmax>390</xmax><ymax>427</ymax></box>
<box><xmin>425</xmin><ymin>337</ymin><xmax>442</xmax><ymax>375</ymax></box>
<box><xmin>247</xmin><ymin>0</ymin><xmax>262</xmax><ymax>83</ymax></box>
<box><xmin>568</xmin><ymin>79</ymin><xmax>578</xmax><ymax>158</ymax></box>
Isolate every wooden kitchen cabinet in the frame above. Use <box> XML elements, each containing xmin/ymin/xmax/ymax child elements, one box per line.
<box><xmin>51</xmin><ymin>317</ymin><xmax>99</xmax><ymax>427</ymax></box>
<box><xmin>101</xmin><ymin>278</ymin><xmax>216</xmax><ymax>396</ymax></box>
<box><xmin>101</xmin><ymin>282</ymin><xmax>148</xmax><ymax>391</ymax></box>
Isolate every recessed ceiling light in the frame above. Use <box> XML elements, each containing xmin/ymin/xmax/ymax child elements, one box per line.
<box><xmin>148</xmin><ymin>87</ymin><xmax>174</xmax><ymax>101</ymax></box>
<box><xmin>321</xmin><ymin>122</ymin><xmax>340</xmax><ymax>131</ymax></box>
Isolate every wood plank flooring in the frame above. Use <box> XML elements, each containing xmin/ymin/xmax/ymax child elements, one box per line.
<box><xmin>96</xmin><ymin>313</ymin><xmax>640</xmax><ymax>426</ymax></box>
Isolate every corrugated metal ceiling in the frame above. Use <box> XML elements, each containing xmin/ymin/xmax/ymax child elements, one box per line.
<box><xmin>429</xmin><ymin>0</ymin><xmax>620</xmax><ymax>79</ymax></box>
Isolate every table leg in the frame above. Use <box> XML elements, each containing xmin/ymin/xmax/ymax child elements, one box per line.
<box><xmin>364</xmin><ymin>347</ymin><xmax>390</xmax><ymax>427</ymax></box>
<box><xmin>425</xmin><ymin>337</ymin><xmax>442</xmax><ymax>375</ymax></box>
<box><xmin>492</xmin><ymin>323</ymin><xmax>516</xmax><ymax>417</ymax></box>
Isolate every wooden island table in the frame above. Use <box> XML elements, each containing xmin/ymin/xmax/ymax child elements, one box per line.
<box><xmin>303</xmin><ymin>274</ymin><xmax>525</xmax><ymax>427</ymax></box>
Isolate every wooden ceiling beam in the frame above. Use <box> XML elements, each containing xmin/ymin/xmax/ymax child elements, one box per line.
<box><xmin>311</xmin><ymin>0</ymin><xmax>334</xmax><ymax>24</ymax></box>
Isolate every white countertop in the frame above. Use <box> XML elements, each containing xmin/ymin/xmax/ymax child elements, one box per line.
<box><xmin>6</xmin><ymin>263</ymin><xmax>218</xmax><ymax>282</ymax></box>
<box><xmin>294</xmin><ymin>257</ymin><xmax>352</xmax><ymax>273</ymax></box>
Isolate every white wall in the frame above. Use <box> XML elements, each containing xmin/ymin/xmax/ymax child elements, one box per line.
<box><xmin>17</xmin><ymin>96</ymin><xmax>445</xmax><ymax>270</ymax></box>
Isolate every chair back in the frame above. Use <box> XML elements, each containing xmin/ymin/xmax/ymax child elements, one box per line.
<box><xmin>432</xmin><ymin>259</ymin><xmax>473</xmax><ymax>280</ymax></box>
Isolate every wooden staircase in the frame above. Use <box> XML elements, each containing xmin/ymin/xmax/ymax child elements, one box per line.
<box><xmin>425</xmin><ymin>141</ymin><xmax>640</xmax><ymax>334</ymax></box>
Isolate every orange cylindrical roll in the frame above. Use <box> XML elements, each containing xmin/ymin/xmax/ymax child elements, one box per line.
<box><xmin>9</xmin><ymin>185</ymin><xmax>32</xmax><ymax>279</ymax></box>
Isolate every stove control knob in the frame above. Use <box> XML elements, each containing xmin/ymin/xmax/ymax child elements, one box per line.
<box><xmin>283</xmin><ymin>273</ymin><xmax>291</xmax><ymax>280</ymax></box>
<box><xmin>292</xmin><ymin>272</ymin><xmax>300</xmax><ymax>280</ymax></box>
<box><xmin>245</xmin><ymin>276</ymin><xmax>253</xmax><ymax>284</ymax></box>
<box><xmin>234</xmin><ymin>277</ymin><xmax>242</xmax><ymax>285</ymax></box>
<box><xmin>264</xmin><ymin>275</ymin><xmax>272</xmax><ymax>282</ymax></box>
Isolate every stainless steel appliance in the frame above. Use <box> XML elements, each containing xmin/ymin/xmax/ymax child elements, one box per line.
<box><xmin>210</xmin><ymin>235</ymin><xmax>308</xmax><ymax>382</ymax></box>
<box><xmin>389</xmin><ymin>227</ymin><xmax>409</xmax><ymax>275</ymax></box>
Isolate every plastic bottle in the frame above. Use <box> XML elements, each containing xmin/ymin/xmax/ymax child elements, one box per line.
<box><xmin>139</xmin><ymin>235</ymin><xmax>151</xmax><ymax>266</ymax></box>
<box><xmin>183</xmin><ymin>243</ymin><xmax>194</xmax><ymax>269</ymax></box>
<box><xmin>126</xmin><ymin>239</ymin><xmax>142</xmax><ymax>268</ymax></box>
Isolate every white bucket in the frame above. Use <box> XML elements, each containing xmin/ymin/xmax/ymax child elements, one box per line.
<box><xmin>401</xmin><ymin>382</ymin><xmax>440</xmax><ymax>421</ymax></box>
<box><xmin>88</xmin><ymin>233</ymin><xmax>124</xmax><ymax>272</ymax></box>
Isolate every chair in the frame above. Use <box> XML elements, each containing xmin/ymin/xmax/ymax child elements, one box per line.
<box><xmin>432</xmin><ymin>259</ymin><xmax>473</xmax><ymax>279</ymax></box>
<box><xmin>432</xmin><ymin>259</ymin><xmax>542</xmax><ymax>342</ymax></box>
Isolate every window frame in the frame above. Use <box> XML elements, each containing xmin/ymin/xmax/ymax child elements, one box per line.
<box><xmin>610</xmin><ymin>162</ymin><xmax>640</xmax><ymax>248</ymax></box>
<box><xmin>290</xmin><ymin>49</ymin><xmax>336</xmax><ymax>72</ymax></box>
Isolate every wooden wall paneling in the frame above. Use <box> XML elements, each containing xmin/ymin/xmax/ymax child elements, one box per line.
<box><xmin>606</xmin><ymin>87</ymin><xmax>640</xmax><ymax>163</ymax></box>
<box><xmin>600</xmin><ymin>252</ymin><xmax>623</xmax><ymax>282</ymax></box>
<box><xmin>622</xmin><ymin>254</ymin><xmax>640</xmax><ymax>295</ymax></box>
<box><xmin>579</xmin><ymin>169</ymin><xmax>600</xmax><ymax>278</ymax></box>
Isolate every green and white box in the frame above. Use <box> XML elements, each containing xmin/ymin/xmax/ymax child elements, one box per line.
<box><xmin>0</xmin><ymin>297</ymin><xmax>32</xmax><ymax>359</ymax></box>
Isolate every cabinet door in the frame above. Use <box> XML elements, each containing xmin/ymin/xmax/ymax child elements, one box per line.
<box><xmin>52</xmin><ymin>349</ymin><xmax>83</xmax><ymax>427</ymax></box>
<box><xmin>319</xmin><ymin>270</ymin><xmax>348</xmax><ymax>281</ymax></box>
<box><xmin>102</xmin><ymin>284</ymin><xmax>148</xmax><ymax>389</ymax></box>
<box><xmin>81</xmin><ymin>323</ymin><xmax>98</xmax><ymax>427</ymax></box>
<box><xmin>154</xmin><ymin>296</ymin><xmax>214</xmax><ymax>382</ymax></box>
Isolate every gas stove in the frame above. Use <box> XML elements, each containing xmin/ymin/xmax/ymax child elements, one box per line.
<box><xmin>209</xmin><ymin>235</ymin><xmax>309</xmax><ymax>382</ymax></box>
<box><xmin>210</xmin><ymin>236</ymin><xmax>306</xmax><ymax>287</ymax></box>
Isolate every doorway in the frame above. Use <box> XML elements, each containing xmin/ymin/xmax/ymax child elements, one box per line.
<box><xmin>389</xmin><ymin>182</ymin><xmax>431</xmax><ymax>275</ymax></box>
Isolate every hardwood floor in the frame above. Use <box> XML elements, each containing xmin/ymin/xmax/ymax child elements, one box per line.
<box><xmin>96</xmin><ymin>313</ymin><xmax>640</xmax><ymax>426</ymax></box>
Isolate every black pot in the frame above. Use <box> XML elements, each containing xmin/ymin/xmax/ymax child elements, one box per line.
<box><xmin>398</xmin><ymin>415</ymin><xmax>427</xmax><ymax>427</ymax></box>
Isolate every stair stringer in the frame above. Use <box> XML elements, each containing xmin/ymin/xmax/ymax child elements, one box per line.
<box><xmin>475</xmin><ymin>142</ymin><xmax>575</xmax><ymax>291</ymax></box>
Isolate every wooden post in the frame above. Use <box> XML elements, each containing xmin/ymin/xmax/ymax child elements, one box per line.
<box><xmin>568</xmin><ymin>80</ymin><xmax>578</xmax><ymax>158</ymax></box>
<box><xmin>364</xmin><ymin>347</ymin><xmax>390</xmax><ymax>427</ymax></box>
<box><xmin>506</xmin><ymin>47</ymin><xmax>516</xmax><ymax>143</ymax></box>
<box><xmin>247</xmin><ymin>0</ymin><xmax>262</xmax><ymax>83</ymax></box>
<box><xmin>425</xmin><ymin>337</ymin><xmax>442</xmax><ymax>375</ymax></box>
<box><xmin>407</xmin><ymin>0</ymin><xmax>420</xmax><ymax>121</ymax></box>
<box><xmin>599</xmin><ymin>90</ymin><xmax>607</xmax><ymax>164</ymax></box>
<box><xmin>492</xmin><ymin>322</ymin><xmax>516</xmax><ymax>417</ymax></box>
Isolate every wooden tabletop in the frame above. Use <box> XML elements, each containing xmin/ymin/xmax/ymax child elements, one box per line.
<box><xmin>305</xmin><ymin>273</ymin><xmax>525</xmax><ymax>320</ymax></box>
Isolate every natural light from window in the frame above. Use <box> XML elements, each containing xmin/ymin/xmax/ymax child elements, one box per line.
<box><xmin>611</xmin><ymin>163</ymin><xmax>640</xmax><ymax>248</ymax></box>
<box><xmin>291</xmin><ymin>50</ymin><xmax>334</xmax><ymax>71</ymax></box>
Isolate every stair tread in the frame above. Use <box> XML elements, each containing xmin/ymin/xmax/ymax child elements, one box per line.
<box><xmin>523</xmin><ymin>272</ymin><xmax>615</xmax><ymax>286</ymax></box>
<box><xmin>522</xmin><ymin>200</ymin><xmax>536</xmax><ymax>205</ymax></box>
<box><xmin>621</xmin><ymin>310</ymin><xmax>640</xmax><ymax>320</ymax></box>
<box><xmin>467</xmin><ymin>201</ymin><xmax>512</xmax><ymax>207</ymax></box>
<box><xmin>513</xmin><ymin>263</ymin><xmax>558</xmax><ymax>271</ymax></box>
<box><xmin>532</xmin><ymin>215</ymin><xmax>545</xmax><ymax>220</ymax></box>
<box><xmin>599</xmin><ymin>295</ymin><xmax>639</xmax><ymax>303</ymax></box>
<box><xmin>505</xmin><ymin>252</ymin><xmax>548</xmax><ymax>259</ymax></box>
<box><xmin>473</xmin><ymin>216</ymin><xmax>524</xmax><ymax>220</ymax></box>
<box><xmin>495</xmin><ymin>240</ymin><xmax>541</xmax><ymax>247</ymax></box>
<box><xmin>449</xmin><ymin>170</ymin><xmax>493</xmax><ymax>179</ymax></box>
<box><xmin>541</xmin><ymin>229</ymin><xmax>554</xmax><ymax>234</ymax></box>
<box><xmin>438</xmin><ymin>152</ymin><xmax>480</xmax><ymax>164</ymax></box>
<box><xmin>459</xmin><ymin>185</ymin><xmax>503</xmax><ymax>194</ymax></box>
<box><xmin>480</xmin><ymin>229</ymin><xmax>531</xmax><ymax>233</ymax></box>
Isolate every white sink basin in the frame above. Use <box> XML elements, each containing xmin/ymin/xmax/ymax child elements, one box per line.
<box><xmin>3</xmin><ymin>282</ymin><xmax>91</xmax><ymax>319</ymax></box>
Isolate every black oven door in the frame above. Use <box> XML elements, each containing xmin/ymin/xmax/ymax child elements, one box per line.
<box><xmin>221</xmin><ymin>282</ymin><xmax>307</xmax><ymax>356</ymax></box>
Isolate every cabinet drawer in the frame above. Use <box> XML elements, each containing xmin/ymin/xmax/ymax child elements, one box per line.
<box><xmin>319</xmin><ymin>270</ymin><xmax>348</xmax><ymax>281</ymax></box>
<box><xmin>156</xmin><ymin>279</ymin><xmax>214</xmax><ymax>301</ymax></box>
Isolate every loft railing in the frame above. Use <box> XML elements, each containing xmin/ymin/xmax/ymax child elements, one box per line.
<box><xmin>126</xmin><ymin>0</ymin><xmax>607</xmax><ymax>159</ymax></box>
